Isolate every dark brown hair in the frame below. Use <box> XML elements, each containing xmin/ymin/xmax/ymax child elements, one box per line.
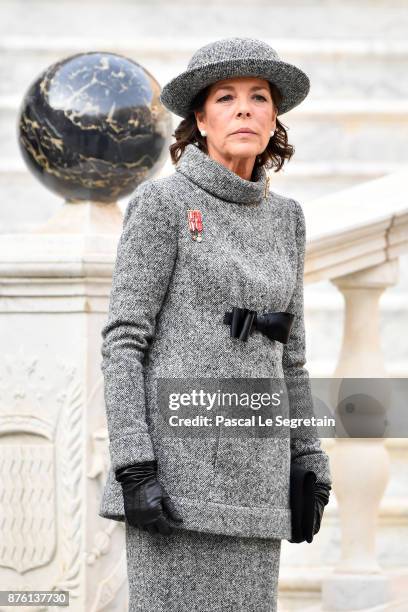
<box><xmin>169</xmin><ymin>81</ymin><xmax>295</xmax><ymax>174</ymax></box>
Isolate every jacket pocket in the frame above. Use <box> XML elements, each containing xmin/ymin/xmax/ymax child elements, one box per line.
<box><xmin>208</xmin><ymin>436</ymin><xmax>291</xmax><ymax>509</ymax></box>
<box><xmin>155</xmin><ymin>436</ymin><xmax>219</xmax><ymax>499</ymax></box>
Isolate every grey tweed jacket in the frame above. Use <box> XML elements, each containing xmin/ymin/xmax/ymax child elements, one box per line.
<box><xmin>98</xmin><ymin>143</ymin><xmax>332</xmax><ymax>540</ymax></box>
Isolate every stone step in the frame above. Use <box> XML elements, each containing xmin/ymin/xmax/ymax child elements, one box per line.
<box><xmin>277</xmin><ymin>566</ymin><xmax>408</xmax><ymax>611</ymax></box>
<box><xmin>0</xmin><ymin>167</ymin><xmax>62</xmax><ymax>232</ymax></box>
<box><xmin>1</xmin><ymin>36</ymin><xmax>408</xmax><ymax>98</ymax></box>
<box><xmin>1</xmin><ymin>1</ymin><xmax>407</xmax><ymax>40</ymax></box>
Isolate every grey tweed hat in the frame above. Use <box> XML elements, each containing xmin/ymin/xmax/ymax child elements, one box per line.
<box><xmin>160</xmin><ymin>37</ymin><xmax>310</xmax><ymax>118</ymax></box>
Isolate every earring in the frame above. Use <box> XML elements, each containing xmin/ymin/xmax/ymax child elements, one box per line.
<box><xmin>200</xmin><ymin>130</ymin><xmax>207</xmax><ymax>137</ymax></box>
<box><xmin>270</xmin><ymin>129</ymin><xmax>275</xmax><ymax>136</ymax></box>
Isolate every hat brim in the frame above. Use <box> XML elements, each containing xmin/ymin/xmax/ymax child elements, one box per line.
<box><xmin>160</xmin><ymin>58</ymin><xmax>310</xmax><ymax>118</ymax></box>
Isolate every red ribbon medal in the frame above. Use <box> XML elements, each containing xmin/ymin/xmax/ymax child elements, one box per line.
<box><xmin>187</xmin><ymin>209</ymin><xmax>203</xmax><ymax>242</ymax></box>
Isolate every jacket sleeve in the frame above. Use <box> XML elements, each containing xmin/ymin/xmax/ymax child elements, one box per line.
<box><xmin>100</xmin><ymin>180</ymin><xmax>178</xmax><ymax>473</ymax></box>
<box><xmin>282</xmin><ymin>199</ymin><xmax>332</xmax><ymax>487</ymax></box>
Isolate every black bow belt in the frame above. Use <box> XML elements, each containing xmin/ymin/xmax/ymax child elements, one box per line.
<box><xmin>223</xmin><ymin>306</ymin><xmax>295</xmax><ymax>344</ymax></box>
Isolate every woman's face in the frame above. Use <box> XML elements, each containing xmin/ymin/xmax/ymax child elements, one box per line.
<box><xmin>194</xmin><ymin>76</ymin><xmax>277</xmax><ymax>163</ymax></box>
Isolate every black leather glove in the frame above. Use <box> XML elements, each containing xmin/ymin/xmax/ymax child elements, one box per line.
<box><xmin>288</xmin><ymin>462</ymin><xmax>331</xmax><ymax>544</ymax></box>
<box><xmin>312</xmin><ymin>482</ymin><xmax>331</xmax><ymax>537</ymax></box>
<box><xmin>115</xmin><ymin>460</ymin><xmax>183</xmax><ymax>535</ymax></box>
<box><xmin>288</xmin><ymin>463</ymin><xmax>316</xmax><ymax>544</ymax></box>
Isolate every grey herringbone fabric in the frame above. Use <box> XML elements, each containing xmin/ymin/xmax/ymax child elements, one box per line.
<box><xmin>99</xmin><ymin>143</ymin><xmax>332</xmax><ymax>540</ymax></box>
<box><xmin>126</xmin><ymin>522</ymin><xmax>281</xmax><ymax>611</ymax></box>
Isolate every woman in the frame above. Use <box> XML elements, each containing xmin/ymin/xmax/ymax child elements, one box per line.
<box><xmin>99</xmin><ymin>37</ymin><xmax>332</xmax><ymax>611</ymax></box>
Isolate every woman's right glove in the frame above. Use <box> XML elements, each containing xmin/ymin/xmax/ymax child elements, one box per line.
<box><xmin>115</xmin><ymin>459</ymin><xmax>183</xmax><ymax>535</ymax></box>
<box><xmin>312</xmin><ymin>482</ymin><xmax>331</xmax><ymax>537</ymax></box>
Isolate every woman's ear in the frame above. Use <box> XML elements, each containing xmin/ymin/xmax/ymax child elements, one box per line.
<box><xmin>194</xmin><ymin>110</ymin><xmax>205</xmax><ymax>132</ymax></box>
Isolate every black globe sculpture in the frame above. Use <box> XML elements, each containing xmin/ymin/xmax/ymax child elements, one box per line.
<box><xmin>17</xmin><ymin>52</ymin><xmax>172</xmax><ymax>203</ymax></box>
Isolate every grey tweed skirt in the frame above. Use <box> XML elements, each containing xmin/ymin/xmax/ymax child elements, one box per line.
<box><xmin>125</xmin><ymin>522</ymin><xmax>282</xmax><ymax>612</ymax></box>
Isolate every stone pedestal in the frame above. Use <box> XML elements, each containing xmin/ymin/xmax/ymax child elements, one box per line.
<box><xmin>322</xmin><ymin>574</ymin><xmax>391</xmax><ymax>611</ymax></box>
<box><xmin>0</xmin><ymin>201</ymin><xmax>127</xmax><ymax>611</ymax></box>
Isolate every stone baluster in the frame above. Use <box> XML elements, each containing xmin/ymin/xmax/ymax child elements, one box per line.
<box><xmin>321</xmin><ymin>259</ymin><xmax>399</xmax><ymax>610</ymax></box>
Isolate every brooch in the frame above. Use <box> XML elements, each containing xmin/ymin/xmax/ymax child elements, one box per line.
<box><xmin>187</xmin><ymin>209</ymin><xmax>203</xmax><ymax>242</ymax></box>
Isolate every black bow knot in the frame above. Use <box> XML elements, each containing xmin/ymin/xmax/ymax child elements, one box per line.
<box><xmin>223</xmin><ymin>306</ymin><xmax>295</xmax><ymax>344</ymax></box>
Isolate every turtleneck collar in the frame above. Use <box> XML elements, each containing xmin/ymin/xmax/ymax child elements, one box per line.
<box><xmin>175</xmin><ymin>143</ymin><xmax>268</xmax><ymax>206</ymax></box>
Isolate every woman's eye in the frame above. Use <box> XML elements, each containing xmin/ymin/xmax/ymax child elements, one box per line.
<box><xmin>217</xmin><ymin>94</ymin><xmax>267</xmax><ymax>102</ymax></box>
